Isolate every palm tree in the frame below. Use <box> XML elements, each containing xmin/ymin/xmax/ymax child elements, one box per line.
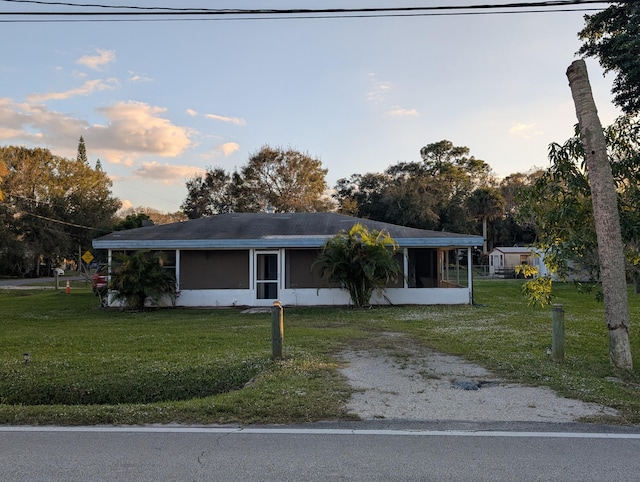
<box><xmin>465</xmin><ymin>187</ymin><xmax>506</xmax><ymax>255</ymax></box>
<box><xmin>314</xmin><ymin>224</ymin><xmax>403</xmax><ymax>308</ymax></box>
<box><xmin>567</xmin><ymin>59</ymin><xmax>632</xmax><ymax>369</ymax></box>
<box><xmin>109</xmin><ymin>250</ymin><xmax>177</xmax><ymax>311</ymax></box>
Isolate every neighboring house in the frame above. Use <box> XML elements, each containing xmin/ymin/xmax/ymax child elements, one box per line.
<box><xmin>92</xmin><ymin>212</ymin><xmax>483</xmax><ymax>307</ymax></box>
<box><xmin>488</xmin><ymin>246</ymin><xmax>544</xmax><ymax>277</ymax></box>
<box><xmin>488</xmin><ymin>246</ymin><xmax>593</xmax><ymax>281</ymax></box>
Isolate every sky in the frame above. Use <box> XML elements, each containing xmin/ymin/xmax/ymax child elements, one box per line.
<box><xmin>0</xmin><ymin>1</ymin><xmax>623</xmax><ymax>214</ymax></box>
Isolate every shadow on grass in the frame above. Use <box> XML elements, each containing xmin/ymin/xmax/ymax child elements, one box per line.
<box><xmin>0</xmin><ymin>358</ymin><xmax>269</xmax><ymax>405</ymax></box>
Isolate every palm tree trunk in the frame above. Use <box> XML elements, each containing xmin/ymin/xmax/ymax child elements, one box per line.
<box><xmin>567</xmin><ymin>59</ymin><xmax>633</xmax><ymax>370</ymax></box>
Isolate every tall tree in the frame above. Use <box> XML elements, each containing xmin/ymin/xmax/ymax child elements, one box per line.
<box><xmin>499</xmin><ymin>170</ymin><xmax>545</xmax><ymax>216</ymax></box>
<box><xmin>567</xmin><ymin>59</ymin><xmax>632</xmax><ymax>370</ymax></box>
<box><xmin>517</xmin><ymin>117</ymin><xmax>640</xmax><ymax>285</ymax></box>
<box><xmin>465</xmin><ymin>187</ymin><xmax>505</xmax><ymax>255</ymax></box>
<box><xmin>238</xmin><ymin>145</ymin><xmax>331</xmax><ymax>213</ymax></box>
<box><xmin>333</xmin><ymin>140</ymin><xmax>492</xmax><ymax>233</ymax></box>
<box><xmin>333</xmin><ymin>172</ymin><xmax>387</xmax><ymax>219</ymax></box>
<box><xmin>493</xmin><ymin>170</ymin><xmax>542</xmax><ymax>247</ymax></box>
<box><xmin>578</xmin><ymin>1</ymin><xmax>640</xmax><ymax>116</ymax></box>
<box><xmin>0</xmin><ymin>158</ymin><xmax>7</xmax><ymax>201</ymax></box>
<box><xmin>333</xmin><ymin>166</ymin><xmax>444</xmax><ymax>230</ymax></box>
<box><xmin>181</xmin><ymin>146</ymin><xmax>331</xmax><ymax>217</ymax></box>
<box><xmin>181</xmin><ymin>167</ymin><xmax>234</xmax><ymax>219</ymax></box>
<box><xmin>420</xmin><ymin>140</ymin><xmax>493</xmax><ymax>196</ymax></box>
<box><xmin>517</xmin><ymin>139</ymin><xmax>600</xmax><ymax>280</ymax></box>
<box><xmin>383</xmin><ymin>162</ymin><xmax>448</xmax><ymax>229</ymax></box>
<box><xmin>0</xmin><ymin>146</ymin><xmax>120</xmax><ymax>276</ymax></box>
<box><xmin>420</xmin><ymin>140</ymin><xmax>493</xmax><ymax>232</ymax></box>
<box><xmin>77</xmin><ymin>136</ymin><xmax>88</xmax><ymax>164</ymax></box>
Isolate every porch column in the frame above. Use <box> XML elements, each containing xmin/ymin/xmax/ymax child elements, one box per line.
<box><xmin>175</xmin><ymin>249</ymin><xmax>180</xmax><ymax>291</ymax></box>
<box><xmin>467</xmin><ymin>247</ymin><xmax>473</xmax><ymax>304</ymax></box>
<box><xmin>403</xmin><ymin>248</ymin><xmax>409</xmax><ymax>288</ymax></box>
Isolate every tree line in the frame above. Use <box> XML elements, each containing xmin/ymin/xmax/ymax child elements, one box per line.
<box><xmin>182</xmin><ymin>141</ymin><xmax>537</xmax><ymax>257</ymax></box>
<box><xmin>0</xmin><ymin>140</ymin><xmax>120</xmax><ymax>277</ymax></box>
<box><xmin>1</xmin><ymin>121</ymin><xmax>637</xmax><ymax>280</ymax></box>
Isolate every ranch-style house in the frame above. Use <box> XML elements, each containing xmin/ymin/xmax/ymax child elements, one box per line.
<box><xmin>92</xmin><ymin>212</ymin><xmax>483</xmax><ymax>307</ymax></box>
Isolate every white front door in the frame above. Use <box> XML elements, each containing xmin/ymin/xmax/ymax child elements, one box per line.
<box><xmin>255</xmin><ymin>251</ymin><xmax>279</xmax><ymax>301</ymax></box>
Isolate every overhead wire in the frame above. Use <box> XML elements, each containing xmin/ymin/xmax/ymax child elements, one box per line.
<box><xmin>0</xmin><ymin>0</ymin><xmax>614</xmax><ymax>22</ymax></box>
<box><xmin>0</xmin><ymin>0</ymin><xmax>614</xmax><ymax>10</ymax></box>
<box><xmin>5</xmin><ymin>192</ymin><xmax>105</xmax><ymax>230</ymax></box>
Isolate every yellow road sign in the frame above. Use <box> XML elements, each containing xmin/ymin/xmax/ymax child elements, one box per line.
<box><xmin>82</xmin><ymin>251</ymin><xmax>94</xmax><ymax>264</ymax></box>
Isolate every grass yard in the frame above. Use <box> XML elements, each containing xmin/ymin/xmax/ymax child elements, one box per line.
<box><xmin>1</xmin><ymin>279</ymin><xmax>640</xmax><ymax>425</ymax></box>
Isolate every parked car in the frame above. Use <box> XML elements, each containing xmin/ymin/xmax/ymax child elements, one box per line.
<box><xmin>52</xmin><ymin>267</ymin><xmax>64</xmax><ymax>276</ymax></box>
<box><xmin>92</xmin><ymin>266</ymin><xmax>108</xmax><ymax>295</ymax></box>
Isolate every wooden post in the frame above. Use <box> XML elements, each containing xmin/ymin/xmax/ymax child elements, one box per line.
<box><xmin>271</xmin><ymin>301</ymin><xmax>284</xmax><ymax>360</ymax></box>
<box><xmin>552</xmin><ymin>304</ymin><xmax>565</xmax><ymax>362</ymax></box>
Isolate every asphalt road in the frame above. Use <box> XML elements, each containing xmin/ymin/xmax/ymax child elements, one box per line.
<box><xmin>0</xmin><ymin>277</ymin><xmax>56</xmax><ymax>287</ymax></box>
<box><xmin>0</xmin><ymin>276</ymin><xmax>86</xmax><ymax>288</ymax></box>
<box><xmin>2</xmin><ymin>422</ymin><xmax>640</xmax><ymax>481</ymax></box>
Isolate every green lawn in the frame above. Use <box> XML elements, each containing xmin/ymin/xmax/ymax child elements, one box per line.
<box><xmin>1</xmin><ymin>279</ymin><xmax>640</xmax><ymax>425</ymax></box>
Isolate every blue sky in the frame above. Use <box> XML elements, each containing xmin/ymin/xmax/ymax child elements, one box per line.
<box><xmin>0</xmin><ymin>1</ymin><xmax>621</xmax><ymax>213</ymax></box>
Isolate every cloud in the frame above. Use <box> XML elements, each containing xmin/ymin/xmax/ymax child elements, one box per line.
<box><xmin>0</xmin><ymin>99</ymin><xmax>34</xmax><ymax>139</ymax></box>
<box><xmin>202</xmin><ymin>142</ymin><xmax>240</xmax><ymax>160</ymax></box>
<box><xmin>76</xmin><ymin>49</ymin><xmax>116</xmax><ymax>70</ymax></box>
<box><xmin>1</xmin><ymin>101</ymin><xmax>88</xmax><ymax>144</ymax></box>
<box><xmin>219</xmin><ymin>142</ymin><xmax>240</xmax><ymax>156</ymax></box>
<box><xmin>204</xmin><ymin>113</ymin><xmax>246</xmax><ymax>126</ymax></box>
<box><xmin>0</xmin><ymin>99</ymin><xmax>192</xmax><ymax>162</ymax></box>
<box><xmin>27</xmin><ymin>78</ymin><xmax>120</xmax><ymax>102</ymax></box>
<box><xmin>117</xmin><ymin>199</ymin><xmax>134</xmax><ymax>213</ymax></box>
<box><xmin>367</xmin><ymin>73</ymin><xmax>392</xmax><ymax>104</ymax></box>
<box><xmin>93</xmin><ymin>101</ymin><xmax>192</xmax><ymax>157</ymax></box>
<box><xmin>387</xmin><ymin>107</ymin><xmax>419</xmax><ymax>117</ymax></box>
<box><xmin>128</xmin><ymin>71</ymin><xmax>152</xmax><ymax>83</ymax></box>
<box><xmin>132</xmin><ymin>161</ymin><xmax>205</xmax><ymax>185</ymax></box>
<box><xmin>187</xmin><ymin>109</ymin><xmax>245</xmax><ymax>126</ymax></box>
<box><xmin>509</xmin><ymin>122</ymin><xmax>544</xmax><ymax>139</ymax></box>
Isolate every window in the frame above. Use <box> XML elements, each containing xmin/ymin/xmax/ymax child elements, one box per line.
<box><xmin>180</xmin><ymin>250</ymin><xmax>249</xmax><ymax>289</ymax></box>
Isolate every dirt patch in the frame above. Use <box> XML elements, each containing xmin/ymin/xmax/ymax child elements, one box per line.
<box><xmin>338</xmin><ymin>334</ymin><xmax>618</xmax><ymax>423</ymax></box>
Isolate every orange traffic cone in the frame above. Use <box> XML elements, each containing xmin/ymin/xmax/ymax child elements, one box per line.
<box><xmin>65</xmin><ymin>280</ymin><xmax>71</xmax><ymax>294</ymax></box>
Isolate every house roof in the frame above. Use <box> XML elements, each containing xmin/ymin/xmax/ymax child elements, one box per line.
<box><xmin>93</xmin><ymin>212</ymin><xmax>484</xmax><ymax>250</ymax></box>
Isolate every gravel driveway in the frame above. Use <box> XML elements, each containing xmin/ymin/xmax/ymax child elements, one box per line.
<box><xmin>338</xmin><ymin>333</ymin><xmax>618</xmax><ymax>423</ymax></box>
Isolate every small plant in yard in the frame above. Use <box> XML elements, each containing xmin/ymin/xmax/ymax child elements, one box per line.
<box><xmin>109</xmin><ymin>250</ymin><xmax>177</xmax><ymax>310</ymax></box>
<box><xmin>516</xmin><ymin>264</ymin><xmax>553</xmax><ymax>307</ymax></box>
<box><xmin>520</xmin><ymin>275</ymin><xmax>553</xmax><ymax>307</ymax></box>
<box><xmin>314</xmin><ymin>223</ymin><xmax>403</xmax><ymax>308</ymax></box>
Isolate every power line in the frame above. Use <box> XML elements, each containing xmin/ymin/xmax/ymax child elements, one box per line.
<box><xmin>6</xmin><ymin>191</ymin><xmax>110</xmax><ymax>231</ymax></box>
<box><xmin>0</xmin><ymin>0</ymin><xmax>614</xmax><ymax>10</ymax></box>
<box><xmin>22</xmin><ymin>211</ymin><xmax>102</xmax><ymax>231</ymax></box>
<box><xmin>0</xmin><ymin>9</ymin><xmax>607</xmax><ymax>23</ymax></box>
<box><xmin>0</xmin><ymin>1</ymin><xmax>613</xmax><ymax>22</ymax></box>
